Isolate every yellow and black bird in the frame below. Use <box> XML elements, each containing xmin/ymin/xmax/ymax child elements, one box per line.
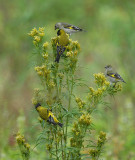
<box><xmin>35</xmin><ymin>103</ymin><xmax>63</xmax><ymax>127</ymax></box>
<box><xmin>55</xmin><ymin>22</ymin><xmax>85</xmax><ymax>35</ymax></box>
<box><xmin>55</xmin><ymin>29</ymin><xmax>69</xmax><ymax>63</ymax></box>
<box><xmin>105</xmin><ymin>65</ymin><xmax>126</xmax><ymax>86</ymax></box>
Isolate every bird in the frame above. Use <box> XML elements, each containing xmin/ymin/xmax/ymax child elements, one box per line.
<box><xmin>55</xmin><ymin>22</ymin><xmax>85</xmax><ymax>35</ymax></box>
<box><xmin>55</xmin><ymin>29</ymin><xmax>69</xmax><ymax>63</ymax></box>
<box><xmin>35</xmin><ymin>103</ymin><xmax>63</xmax><ymax>127</ymax></box>
<box><xmin>105</xmin><ymin>65</ymin><xmax>126</xmax><ymax>86</ymax></box>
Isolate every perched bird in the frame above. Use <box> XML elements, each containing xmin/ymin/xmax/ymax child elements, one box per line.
<box><xmin>105</xmin><ymin>65</ymin><xmax>126</xmax><ymax>86</ymax></box>
<box><xmin>55</xmin><ymin>22</ymin><xmax>85</xmax><ymax>35</ymax></box>
<box><xmin>55</xmin><ymin>29</ymin><xmax>69</xmax><ymax>63</ymax></box>
<box><xmin>35</xmin><ymin>103</ymin><xmax>63</xmax><ymax>127</ymax></box>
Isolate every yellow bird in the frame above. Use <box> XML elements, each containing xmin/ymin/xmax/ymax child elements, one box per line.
<box><xmin>35</xmin><ymin>103</ymin><xmax>63</xmax><ymax>127</ymax></box>
<box><xmin>55</xmin><ymin>29</ymin><xmax>69</xmax><ymax>63</ymax></box>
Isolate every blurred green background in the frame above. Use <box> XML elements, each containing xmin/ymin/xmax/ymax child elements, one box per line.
<box><xmin>0</xmin><ymin>0</ymin><xmax>135</xmax><ymax>159</ymax></box>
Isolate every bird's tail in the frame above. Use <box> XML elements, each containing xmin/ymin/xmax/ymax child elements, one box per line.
<box><xmin>55</xmin><ymin>46</ymin><xmax>66</xmax><ymax>63</ymax></box>
<box><xmin>58</xmin><ymin>122</ymin><xmax>63</xmax><ymax>128</ymax></box>
<box><xmin>80</xmin><ymin>28</ymin><xmax>87</xmax><ymax>32</ymax></box>
<box><xmin>122</xmin><ymin>80</ymin><xmax>126</xmax><ymax>83</ymax></box>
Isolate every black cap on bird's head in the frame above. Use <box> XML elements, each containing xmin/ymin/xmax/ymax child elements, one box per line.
<box><xmin>35</xmin><ymin>103</ymin><xmax>41</xmax><ymax>109</ymax></box>
<box><xmin>57</xmin><ymin>29</ymin><xmax>61</xmax><ymax>36</ymax></box>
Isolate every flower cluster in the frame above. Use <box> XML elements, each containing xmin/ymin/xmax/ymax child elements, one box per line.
<box><xmin>89</xmin><ymin>149</ymin><xmax>98</xmax><ymax>158</ymax></box>
<box><xmin>89</xmin><ymin>131</ymin><xmax>106</xmax><ymax>159</ymax></box>
<box><xmin>87</xmin><ymin>87</ymin><xmax>105</xmax><ymax>104</ymax></box>
<box><xmin>87</xmin><ymin>73</ymin><xmax>111</xmax><ymax>105</ymax></box>
<box><xmin>107</xmin><ymin>83</ymin><xmax>122</xmax><ymax>95</ymax></box>
<box><xmin>46</xmin><ymin>144</ymin><xmax>52</xmax><ymax>151</ymax></box>
<box><xmin>78</xmin><ymin>113</ymin><xmax>91</xmax><ymax>126</ymax></box>
<box><xmin>97</xmin><ymin>131</ymin><xmax>106</xmax><ymax>148</ymax></box>
<box><xmin>16</xmin><ymin>132</ymin><xmax>30</xmax><ymax>159</ymax></box>
<box><xmin>35</xmin><ymin>65</ymin><xmax>51</xmax><ymax>79</ymax></box>
<box><xmin>72</xmin><ymin>122</ymin><xmax>81</xmax><ymax>137</ymax></box>
<box><xmin>75</xmin><ymin>97</ymin><xmax>85</xmax><ymax>109</ymax></box>
<box><xmin>94</xmin><ymin>73</ymin><xmax>110</xmax><ymax>87</ymax></box>
<box><xmin>28</xmin><ymin>27</ymin><xmax>45</xmax><ymax>46</ymax></box>
<box><xmin>68</xmin><ymin>40</ymin><xmax>81</xmax><ymax>51</ymax></box>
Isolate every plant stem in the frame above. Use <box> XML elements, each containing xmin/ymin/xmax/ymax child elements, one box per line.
<box><xmin>65</xmin><ymin>73</ymin><xmax>74</xmax><ymax>158</ymax></box>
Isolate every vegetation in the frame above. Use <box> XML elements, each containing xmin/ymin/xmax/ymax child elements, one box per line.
<box><xmin>0</xmin><ymin>0</ymin><xmax>135</xmax><ymax>160</ymax></box>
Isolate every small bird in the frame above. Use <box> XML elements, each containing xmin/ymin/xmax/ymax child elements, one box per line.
<box><xmin>105</xmin><ymin>65</ymin><xmax>126</xmax><ymax>86</ymax></box>
<box><xmin>55</xmin><ymin>22</ymin><xmax>85</xmax><ymax>35</ymax></box>
<box><xmin>35</xmin><ymin>103</ymin><xmax>63</xmax><ymax>127</ymax></box>
<box><xmin>55</xmin><ymin>29</ymin><xmax>69</xmax><ymax>63</ymax></box>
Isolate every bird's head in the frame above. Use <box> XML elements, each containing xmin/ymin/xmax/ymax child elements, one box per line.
<box><xmin>55</xmin><ymin>23</ymin><xmax>61</xmax><ymax>30</ymax></box>
<box><xmin>105</xmin><ymin>65</ymin><xmax>113</xmax><ymax>71</ymax></box>
<box><xmin>35</xmin><ymin>103</ymin><xmax>41</xmax><ymax>109</ymax></box>
<box><xmin>57</xmin><ymin>29</ymin><xmax>66</xmax><ymax>36</ymax></box>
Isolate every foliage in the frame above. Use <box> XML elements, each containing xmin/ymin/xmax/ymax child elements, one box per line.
<box><xmin>19</xmin><ymin>27</ymin><xmax>122</xmax><ymax>160</ymax></box>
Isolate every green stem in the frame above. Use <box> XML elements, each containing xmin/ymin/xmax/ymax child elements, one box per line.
<box><xmin>65</xmin><ymin>73</ymin><xmax>74</xmax><ymax>158</ymax></box>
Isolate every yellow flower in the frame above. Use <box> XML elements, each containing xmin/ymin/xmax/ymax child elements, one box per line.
<box><xmin>79</xmin><ymin>114</ymin><xmax>91</xmax><ymax>126</ymax></box>
<box><xmin>28</xmin><ymin>28</ymin><xmax>38</xmax><ymax>37</ymax></box>
<box><xmin>38</xmin><ymin>32</ymin><xmax>45</xmax><ymax>37</ymax></box>
<box><xmin>31</xmin><ymin>98</ymin><xmax>38</xmax><ymax>105</ymax></box>
<box><xmin>48</xmin><ymin>81</ymin><xmax>55</xmax><ymax>88</ymax></box>
<box><xmin>46</xmin><ymin>144</ymin><xmax>52</xmax><ymax>151</ymax></box>
<box><xmin>38</xmin><ymin>27</ymin><xmax>45</xmax><ymax>33</ymax></box>
<box><xmin>66</xmin><ymin>51</ymin><xmax>73</xmax><ymax>57</ymax></box>
<box><xmin>42</xmin><ymin>53</ymin><xmax>48</xmax><ymax>59</ymax></box>
<box><xmin>24</xmin><ymin>143</ymin><xmax>30</xmax><ymax>150</ymax></box>
<box><xmin>34</xmin><ymin>36</ymin><xmax>41</xmax><ymax>42</ymax></box>
<box><xmin>43</xmin><ymin>42</ymin><xmax>49</xmax><ymax>49</ymax></box>
<box><xmin>37</xmin><ymin>71</ymin><xmax>43</xmax><ymax>76</ymax></box>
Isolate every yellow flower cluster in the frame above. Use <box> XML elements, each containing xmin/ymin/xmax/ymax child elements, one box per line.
<box><xmin>113</xmin><ymin>83</ymin><xmax>122</xmax><ymax>92</ymax></box>
<box><xmin>97</xmin><ymin>131</ymin><xmax>106</xmax><ymax>147</ymax></box>
<box><xmin>94</xmin><ymin>73</ymin><xmax>110</xmax><ymax>87</ymax></box>
<box><xmin>70</xmin><ymin>137</ymin><xmax>83</xmax><ymax>148</ymax></box>
<box><xmin>31</xmin><ymin>98</ymin><xmax>38</xmax><ymax>105</ymax></box>
<box><xmin>78</xmin><ymin>113</ymin><xmax>91</xmax><ymax>126</ymax></box>
<box><xmin>42</xmin><ymin>53</ymin><xmax>48</xmax><ymax>59</ymax></box>
<box><xmin>57</xmin><ymin>73</ymin><xmax>64</xmax><ymax>79</ymax></box>
<box><xmin>72</xmin><ymin>122</ymin><xmax>81</xmax><ymax>136</ymax></box>
<box><xmin>51</xmin><ymin>37</ymin><xmax>58</xmax><ymax>47</ymax></box>
<box><xmin>28</xmin><ymin>27</ymin><xmax>45</xmax><ymax>46</ymax></box>
<box><xmin>35</xmin><ymin>65</ymin><xmax>51</xmax><ymax>78</ymax></box>
<box><xmin>66</xmin><ymin>50</ymin><xmax>78</xmax><ymax>58</ymax></box>
<box><xmin>43</xmin><ymin>42</ymin><xmax>49</xmax><ymax>50</ymax></box>
<box><xmin>66</xmin><ymin>51</ymin><xmax>74</xmax><ymax>57</ymax></box>
<box><xmin>88</xmin><ymin>87</ymin><xmax>105</xmax><ymax>103</ymax></box>
<box><xmin>16</xmin><ymin>132</ymin><xmax>25</xmax><ymax>144</ymax></box>
<box><xmin>89</xmin><ymin>148</ymin><xmax>98</xmax><ymax>157</ymax></box>
<box><xmin>16</xmin><ymin>132</ymin><xmax>30</xmax><ymax>150</ymax></box>
<box><xmin>89</xmin><ymin>131</ymin><xmax>106</xmax><ymax>158</ymax></box>
<box><xmin>57</xmin><ymin>131</ymin><xmax>63</xmax><ymax>137</ymax></box>
<box><xmin>46</xmin><ymin>144</ymin><xmax>52</xmax><ymax>151</ymax></box>
<box><xmin>75</xmin><ymin>97</ymin><xmax>85</xmax><ymax>109</ymax></box>
<box><xmin>48</xmin><ymin>80</ymin><xmax>55</xmax><ymax>88</ymax></box>
<box><xmin>69</xmin><ymin>40</ymin><xmax>81</xmax><ymax>51</ymax></box>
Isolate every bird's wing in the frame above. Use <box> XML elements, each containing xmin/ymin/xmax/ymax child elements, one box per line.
<box><xmin>62</xmin><ymin>23</ymin><xmax>82</xmax><ymax>31</ymax></box>
<box><xmin>48</xmin><ymin>115</ymin><xmax>56</xmax><ymax>125</ymax></box>
<box><xmin>107</xmin><ymin>72</ymin><xmax>122</xmax><ymax>80</ymax></box>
